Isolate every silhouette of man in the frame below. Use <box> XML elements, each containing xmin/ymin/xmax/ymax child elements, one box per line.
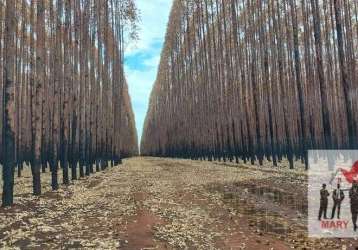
<box><xmin>331</xmin><ymin>184</ymin><xmax>344</xmax><ymax>219</ymax></box>
<box><xmin>349</xmin><ymin>181</ymin><xmax>358</xmax><ymax>231</ymax></box>
<box><xmin>318</xmin><ymin>183</ymin><xmax>329</xmax><ymax>220</ymax></box>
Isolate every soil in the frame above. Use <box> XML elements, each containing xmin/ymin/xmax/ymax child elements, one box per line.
<box><xmin>1</xmin><ymin>157</ymin><xmax>358</xmax><ymax>249</ymax></box>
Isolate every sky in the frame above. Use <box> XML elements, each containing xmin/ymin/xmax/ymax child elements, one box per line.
<box><xmin>124</xmin><ymin>0</ymin><xmax>173</xmax><ymax>144</ymax></box>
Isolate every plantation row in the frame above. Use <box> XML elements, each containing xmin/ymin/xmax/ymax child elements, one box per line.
<box><xmin>141</xmin><ymin>0</ymin><xmax>358</xmax><ymax>167</ymax></box>
<box><xmin>0</xmin><ymin>0</ymin><xmax>139</xmax><ymax>207</ymax></box>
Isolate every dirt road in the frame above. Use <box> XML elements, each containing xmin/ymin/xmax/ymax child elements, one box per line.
<box><xmin>0</xmin><ymin>157</ymin><xmax>356</xmax><ymax>249</ymax></box>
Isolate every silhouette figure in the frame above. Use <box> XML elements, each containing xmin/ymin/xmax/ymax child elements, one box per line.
<box><xmin>349</xmin><ymin>182</ymin><xmax>358</xmax><ymax>231</ymax></box>
<box><xmin>331</xmin><ymin>184</ymin><xmax>344</xmax><ymax>219</ymax></box>
<box><xmin>318</xmin><ymin>183</ymin><xmax>329</xmax><ymax>220</ymax></box>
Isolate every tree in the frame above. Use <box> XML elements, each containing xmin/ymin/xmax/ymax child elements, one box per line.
<box><xmin>1</xmin><ymin>0</ymin><xmax>139</xmax><ymax>207</ymax></box>
<box><xmin>2</xmin><ymin>0</ymin><xmax>17</xmax><ymax>206</ymax></box>
<box><xmin>141</xmin><ymin>0</ymin><xmax>357</xmax><ymax>169</ymax></box>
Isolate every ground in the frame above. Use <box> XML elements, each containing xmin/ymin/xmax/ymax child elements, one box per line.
<box><xmin>0</xmin><ymin>157</ymin><xmax>357</xmax><ymax>249</ymax></box>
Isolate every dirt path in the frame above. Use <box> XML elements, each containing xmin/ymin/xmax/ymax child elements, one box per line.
<box><xmin>0</xmin><ymin>157</ymin><xmax>357</xmax><ymax>249</ymax></box>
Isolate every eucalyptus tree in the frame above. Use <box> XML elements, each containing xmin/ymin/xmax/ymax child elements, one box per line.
<box><xmin>2</xmin><ymin>0</ymin><xmax>16</xmax><ymax>206</ymax></box>
<box><xmin>1</xmin><ymin>0</ymin><xmax>139</xmax><ymax>207</ymax></box>
<box><xmin>141</xmin><ymin>0</ymin><xmax>358</xmax><ymax>169</ymax></box>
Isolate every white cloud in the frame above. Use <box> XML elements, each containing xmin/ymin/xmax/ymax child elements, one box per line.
<box><xmin>143</xmin><ymin>55</ymin><xmax>161</xmax><ymax>68</ymax></box>
<box><xmin>124</xmin><ymin>0</ymin><xmax>173</xmax><ymax>143</ymax></box>
<box><xmin>126</xmin><ymin>0</ymin><xmax>172</xmax><ymax>56</ymax></box>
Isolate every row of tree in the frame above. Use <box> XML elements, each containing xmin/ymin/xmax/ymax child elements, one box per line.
<box><xmin>1</xmin><ymin>0</ymin><xmax>138</xmax><ymax>207</ymax></box>
<box><xmin>141</xmin><ymin>0</ymin><xmax>358</xmax><ymax>169</ymax></box>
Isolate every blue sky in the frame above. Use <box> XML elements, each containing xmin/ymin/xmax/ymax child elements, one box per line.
<box><xmin>124</xmin><ymin>0</ymin><xmax>173</xmax><ymax>144</ymax></box>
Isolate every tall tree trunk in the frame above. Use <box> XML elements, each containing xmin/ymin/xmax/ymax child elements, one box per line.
<box><xmin>62</xmin><ymin>0</ymin><xmax>71</xmax><ymax>185</ymax></box>
<box><xmin>32</xmin><ymin>0</ymin><xmax>46</xmax><ymax>195</ymax></box>
<box><xmin>2</xmin><ymin>0</ymin><xmax>16</xmax><ymax>207</ymax></box>
<box><xmin>334</xmin><ymin>0</ymin><xmax>356</xmax><ymax>148</ymax></box>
